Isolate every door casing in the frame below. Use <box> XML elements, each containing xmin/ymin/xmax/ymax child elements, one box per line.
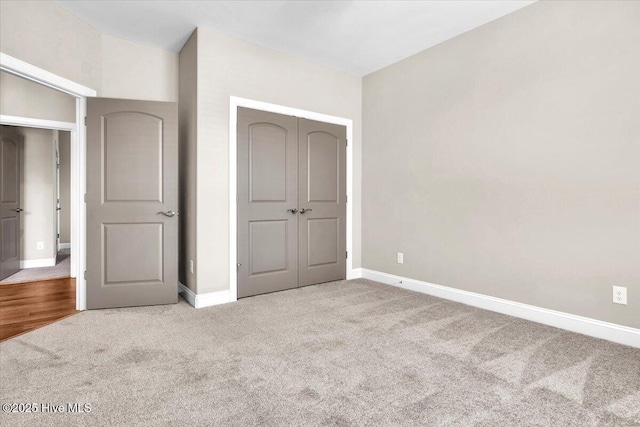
<box><xmin>229</xmin><ymin>96</ymin><xmax>356</xmax><ymax>303</ymax></box>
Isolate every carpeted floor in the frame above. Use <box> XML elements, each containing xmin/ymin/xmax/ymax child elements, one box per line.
<box><xmin>0</xmin><ymin>249</ymin><xmax>71</xmax><ymax>285</ymax></box>
<box><xmin>0</xmin><ymin>278</ymin><xmax>638</xmax><ymax>426</ymax></box>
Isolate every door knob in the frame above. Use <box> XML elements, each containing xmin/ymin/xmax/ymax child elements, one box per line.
<box><xmin>159</xmin><ymin>210</ymin><xmax>178</xmax><ymax>217</ymax></box>
<box><xmin>11</xmin><ymin>208</ymin><xmax>23</xmax><ymax>213</ymax></box>
<box><xmin>287</xmin><ymin>208</ymin><xmax>298</xmax><ymax>214</ymax></box>
<box><xmin>299</xmin><ymin>208</ymin><xmax>312</xmax><ymax>214</ymax></box>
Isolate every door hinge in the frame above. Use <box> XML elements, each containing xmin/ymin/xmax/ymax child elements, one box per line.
<box><xmin>346</xmin><ymin>195</ymin><xmax>348</xmax><ymax>203</ymax></box>
<box><xmin>84</xmin><ymin>271</ymin><xmax>87</xmax><ymax>280</ymax></box>
<box><xmin>346</xmin><ymin>251</ymin><xmax>348</xmax><ymax>259</ymax></box>
<box><xmin>57</xmin><ymin>233</ymin><xmax>60</xmax><ymax>238</ymax></box>
<box><xmin>84</xmin><ymin>193</ymin><xmax>87</xmax><ymax>203</ymax></box>
<box><xmin>346</xmin><ymin>139</ymin><xmax>348</xmax><ymax>147</ymax></box>
<box><xmin>84</xmin><ymin>116</ymin><xmax>87</xmax><ymax>126</ymax></box>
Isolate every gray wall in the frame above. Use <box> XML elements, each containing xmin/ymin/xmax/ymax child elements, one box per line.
<box><xmin>193</xmin><ymin>27</ymin><xmax>362</xmax><ymax>294</ymax></box>
<box><xmin>178</xmin><ymin>30</ymin><xmax>198</xmax><ymax>292</ymax></box>
<box><xmin>58</xmin><ymin>131</ymin><xmax>71</xmax><ymax>245</ymax></box>
<box><xmin>17</xmin><ymin>127</ymin><xmax>57</xmax><ymax>262</ymax></box>
<box><xmin>362</xmin><ymin>0</ymin><xmax>640</xmax><ymax>328</ymax></box>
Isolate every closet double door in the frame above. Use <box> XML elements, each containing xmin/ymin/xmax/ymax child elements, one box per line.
<box><xmin>237</xmin><ymin>107</ymin><xmax>346</xmax><ymax>298</ymax></box>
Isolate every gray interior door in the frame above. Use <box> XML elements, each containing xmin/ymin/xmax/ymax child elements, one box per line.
<box><xmin>86</xmin><ymin>98</ymin><xmax>178</xmax><ymax>309</ymax></box>
<box><xmin>237</xmin><ymin>107</ymin><xmax>299</xmax><ymax>298</ymax></box>
<box><xmin>298</xmin><ymin>118</ymin><xmax>347</xmax><ymax>286</ymax></box>
<box><xmin>237</xmin><ymin>109</ymin><xmax>347</xmax><ymax>298</ymax></box>
<box><xmin>0</xmin><ymin>126</ymin><xmax>21</xmax><ymax>281</ymax></box>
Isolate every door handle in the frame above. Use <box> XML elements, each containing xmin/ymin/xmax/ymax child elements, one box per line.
<box><xmin>287</xmin><ymin>208</ymin><xmax>298</xmax><ymax>214</ymax></box>
<box><xmin>11</xmin><ymin>208</ymin><xmax>23</xmax><ymax>213</ymax></box>
<box><xmin>299</xmin><ymin>209</ymin><xmax>312</xmax><ymax>214</ymax></box>
<box><xmin>158</xmin><ymin>211</ymin><xmax>178</xmax><ymax>217</ymax></box>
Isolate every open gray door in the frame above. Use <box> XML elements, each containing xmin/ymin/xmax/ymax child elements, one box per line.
<box><xmin>0</xmin><ymin>126</ymin><xmax>21</xmax><ymax>281</ymax></box>
<box><xmin>298</xmin><ymin>119</ymin><xmax>347</xmax><ymax>287</ymax></box>
<box><xmin>86</xmin><ymin>98</ymin><xmax>178</xmax><ymax>309</ymax></box>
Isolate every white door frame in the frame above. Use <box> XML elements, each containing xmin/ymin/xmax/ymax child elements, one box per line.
<box><xmin>229</xmin><ymin>96</ymin><xmax>356</xmax><ymax>302</ymax></box>
<box><xmin>1</xmin><ymin>52</ymin><xmax>96</xmax><ymax>310</ymax></box>
<box><xmin>55</xmin><ymin>136</ymin><xmax>60</xmax><ymax>253</ymax></box>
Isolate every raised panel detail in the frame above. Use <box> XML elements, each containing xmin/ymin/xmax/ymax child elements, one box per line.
<box><xmin>1</xmin><ymin>217</ymin><xmax>17</xmax><ymax>261</ymax></box>
<box><xmin>250</xmin><ymin>124</ymin><xmax>287</xmax><ymax>202</ymax></box>
<box><xmin>104</xmin><ymin>223</ymin><xmax>163</xmax><ymax>284</ymax></box>
<box><xmin>103</xmin><ymin>112</ymin><xmax>163</xmax><ymax>202</ymax></box>
<box><xmin>307</xmin><ymin>218</ymin><xmax>338</xmax><ymax>267</ymax></box>
<box><xmin>249</xmin><ymin>220</ymin><xmax>288</xmax><ymax>275</ymax></box>
<box><xmin>1</xmin><ymin>138</ymin><xmax>18</xmax><ymax>204</ymax></box>
<box><xmin>307</xmin><ymin>132</ymin><xmax>339</xmax><ymax>202</ymax></box>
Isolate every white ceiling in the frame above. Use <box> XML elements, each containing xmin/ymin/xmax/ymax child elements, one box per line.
<box><xmin>54</xmin><ymin>0</ymin><xmax>535</xmax><ymax>76</ymax></box>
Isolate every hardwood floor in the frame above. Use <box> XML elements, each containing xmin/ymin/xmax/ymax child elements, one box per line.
<box><xmin>0</xmin><ymin>278</ymin><xmax>78</xmax><ymax>342</ymax></box>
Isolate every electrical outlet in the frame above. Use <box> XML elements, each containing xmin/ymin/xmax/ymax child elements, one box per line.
<box><xmin>190</xmin><ymin>260</ymin><xmax>194</xmax><ymax>274</ymax></box>
<box><xmin>612</xmin><ymin>286</ymin><xmax>627</xmax><ymax>305</ymax></box>
<box><xmin>397</xmin><ymin>252</ymin><xmax>404</xmax><ymax>264</ymax></box>
<box><xmin>36</xmin><ymin>241</ymin><xmax>44</xmax><ymax>250</ymax></box>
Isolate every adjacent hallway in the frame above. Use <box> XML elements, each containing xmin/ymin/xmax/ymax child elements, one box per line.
<box><xmin>0</xmin><ymin>249</ymin><xmax>71</xmax><ymax>285</ymax></box>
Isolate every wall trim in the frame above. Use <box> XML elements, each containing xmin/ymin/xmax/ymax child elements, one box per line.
<box><xmin>59</xmin><ymin>243</ymin><xmax>71</xmax><ymax>250</ymax></box>
<box><xmin>0</xmin><ymin>52</ymin><xmax>96</xmax><ymax>97</ymax></box>
<box><xmin>178</xmin><ymin>282</ymin><xmax>230</xmax><ymax>309</ymax></box>
<box><xmin>229</xmin><ymin>96</ymin><xmax>357</xmax><ymax>302</ymax></box>
<box><xmin>0</xmin><ymin>115</ymin><xmax>76</xmax><ymax>132</ymax></box>
<box><xmin>358</xmin><ymin>269</ymin><xmax>640</xmax><ymax>348</ymax></box>
<box><xmin>20</xmin><ymin>258</ymin><xmax>56</xmax><ymax>269</ymax></box>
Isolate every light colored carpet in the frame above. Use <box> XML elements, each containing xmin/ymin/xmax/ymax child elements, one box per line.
<box><xmin>0</xmin><ymin>250</ymin><xmax>71</xmax><ymax>284</ymax></box>
<box><xmin>0</xmin><ymin>278</ymin><xmax>638</xmax><ymax>426</ymax></box>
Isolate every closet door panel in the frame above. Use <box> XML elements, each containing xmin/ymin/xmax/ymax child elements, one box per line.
<box><xmin>298</xmin><ymin>119</ymin><xmax>347</xmax><ymax>287</ymax></box>
<box><xmin>237</xmin><ymin>108</ymin><xmax>299</xmax><ymax>298</ymax></box>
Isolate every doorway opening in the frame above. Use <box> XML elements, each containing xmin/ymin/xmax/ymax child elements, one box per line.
<box><xmin>0</xmin><ymin>125</ymin><xmax>72</xmax><ymax>284</ymax></box>
<box><xmin>0</xmin><ymin>124</ymin><xmax>76</xmax><ymax>341</ymax></box>
<box><xmin>0</xmin><ymin>53</ymin><xmax>96</xmax><ymax>341</ymax></box>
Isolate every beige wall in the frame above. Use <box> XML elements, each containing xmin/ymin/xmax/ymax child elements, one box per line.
<box><xmin>101</xmin><ymin>34</ymin><xmax>179</xmax><ymax>102</ymax></box>
<box><xmin>0</xmin><ymin>0</ymin><xmax>178</xmax><ymax>123</ymax></box>
<box><xmin>362</xmin><ymin>0</ymin><xmax>640</xmax><ymax>328</ymax></box>
<box><xmin>0</xmin><ymin>72</ymin><xmax>76</xmax><ymax>122</ymax></box>
<box><xmin>0</xmin><ymin>0</ymin><xmax>101</xmax><ymax>90</ymax></box>
<box><xmin>17</xmin><ymin>127</ymin><xmax>57</xmax><ymax>262</ymax></box>
<box><xmin>178</xmin><ymin>31</ymin><xmax>198</xmax><ymax>291</ymax></box>
<box><xmin>58</xmin><ymin>131</ymin><xmax>71</xmax><ymax>244</ymax></box>
<box><xmin>193</xmin><ymin>27</ymin><xmax>362</xmax><ymax>294</ymax></box>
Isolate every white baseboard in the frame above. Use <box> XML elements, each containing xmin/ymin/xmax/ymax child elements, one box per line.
<box><xmin>58</xmin><ymin>243</ymin><xmax>71</xmax><ymax>250</ymax></box>
<box><xmin>358</xmin><ymin>269</ymin><xmax>640</xmax><ymax>349</ymax></box>
<box><xmin>20</xmin><ymin>258</ymin><xmax>56</xmax><ymax>269</ymax></box>
<box><xmin>347</xmin><ymin>267</ymin><xmax>363</xmax><ymax>280</ymax></box>
<box><xmin>178</xmin><ymin>282</ymin><xmax>230</xmax><ymax>309</ymax></box>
